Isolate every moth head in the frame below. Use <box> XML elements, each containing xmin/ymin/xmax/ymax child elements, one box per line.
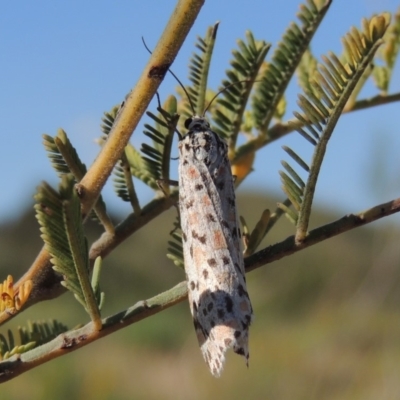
<box><xmin>185</xmin><ymin>116</ymin><xmax>210</xmax><ymax>132</ymax></box>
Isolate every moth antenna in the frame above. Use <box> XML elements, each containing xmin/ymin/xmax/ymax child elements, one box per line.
<box><xmin>141</xmin><ymin>36</ymin><xmax>196</xmax><ymax>115</ymax></box>
<box><xmin>155</xmin><ymin>92</ymin><xmax>162</xmax><ymax>110</ymax></box>
<box><xmin>141</xmin><ymin>36</ymin><xmax>153</xmax><ymax>56</ymax></box>
<box><xmin>202</xmin><ymin>79</ymin><xmax>253</xmax><ymax>116</ymax></box>
<box><xmin>165</xmin><ymin>69</ymin><xmax>196</xmax><ymax>116</ymax></box>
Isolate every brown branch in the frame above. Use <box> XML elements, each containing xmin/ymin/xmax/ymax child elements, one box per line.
<box><xmin>245</xmin><ymin>197</ymin><xmax>400</xmax><ymax>271</ymax></box>
<box><xmin>342</xmin><ymin>92</ymin><xmax>400</xmax><ymax>113</ymax></box>
<box><xmin>89</xmin><ymin>193</ymin><xmax>178</xmax><ymax>260</ymax></box>
<box><xmin>1</xmin><ymin>197</ymin><xmax>399</xmax><ymax>383</ymax></box>
<box><xmin>78</xmin><ymin>0</ymin><xmax>204</xmax><ymax>215</ymax></box>
<box><xmin>7</xmin><ymin>0</ymin><xmax>204</xmax><ymax>324</ymax></box>
<box><xmin>0</xmin><ymin>282</ymin><xmax>187</xmax><ymax>383</ymax></box>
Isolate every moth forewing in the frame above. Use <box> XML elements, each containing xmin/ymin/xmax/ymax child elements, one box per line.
<box><xmin>178</xmin><ymin>116</ymin><xmax>253</xmax><ymax>377</ymax></box>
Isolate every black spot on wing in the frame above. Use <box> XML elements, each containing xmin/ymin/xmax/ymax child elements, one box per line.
<box><xmin>237</xmin><ymin>284</ymin><xmax>247</xmax><ymax>297</ymax></box>
<box><xmin>232</xmin><ymin>227</ymin><xmax>238</xmax><ymax>239</ymax></box>
<box><xmin>217</xmin><ymin>181</ymin><xmax>225</xmax><ymax>191</ymax></box>
<box><xmin>192</xmin><ymin>230</ymin><xmax>207</xmax><ymax>244</ymax></box>
<box><xmin>235</xmin><ymin>347</ymin><xmax>245</xmax><ymax>356</ymax></box>
<box><xmin>207</xmin><ymin>258</ymin><xmax>217</xmax><ymax>267</ymax></box>
<box><xmin>207</xmin><ymin>214</ymin><xmax>216</xmax><ymax>222</ymax></box>
<box><xmin>227</xmin><ymin>197</ymin><xmax>235</xmax><ymax>207</ymax></box>
<box><xmin>222</xmin><ymin>256</ymin><xmax>230</xmax><ymax>265</ymax></box>
<box><xmin>225</xmin><ymin>295</ymin><xmax>234</xmax><ymax>313</ymax></box>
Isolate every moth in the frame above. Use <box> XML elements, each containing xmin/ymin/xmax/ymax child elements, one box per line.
<box><xmin>141</xmin><ymin>36</ymin><xmax>253</xmax><ymax>375</ymax></box>
<box><xmin>178</xmin><ymin>114</ymin><xmax>253</xmax><ymax>377</ymax></box>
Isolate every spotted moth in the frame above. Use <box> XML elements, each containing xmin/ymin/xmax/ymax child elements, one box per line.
<box><xmin>178</xmin><ymin>115</ymin><xmax>253</xmax><ymax>377</ymax></box>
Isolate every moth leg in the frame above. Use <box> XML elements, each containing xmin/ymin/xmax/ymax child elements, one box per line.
<box><xmin>157</xmin><ymin>179</ymin><xmax>179</xmax><ymax>213</ymax></box>
<box><xmin>157</xmin><ymin>179</ymin><xmax>178</xmax><ymax>190</ymax></box>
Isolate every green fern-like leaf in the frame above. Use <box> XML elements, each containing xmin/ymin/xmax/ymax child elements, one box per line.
<box><xmin>211</xmin><ymin>31</ymin><xmax>270</xmax><ymax>149</ymax></box>
<box><xmin>43</xmin><ymin>129</ymin><xmax>86</xmax><ymax>178</ymax></box>
<box><xmin>113</xmin><ymin>160</ymin><xmax>133</xmax><ymax>202</ymax></box>
<box><xmin>100</xmin><ymin>105</ymin><xmax>142</xmax><ymax>211</ymax></box>
<box><xmin>43</xmin><ymin>129</ymin><xmax>110</xmax><ymax>227</ymax></box>
<box><xmin>297</xmin><ymin>47</ymin><xmax>319</xmax><ymax>95</ymax></box>
<box><xmin>34</xmin><ymin>175</ymin><xmax>87</xmax><ymax>303</ymax></box>
<box><xmin>177</xmin><ymin>22</ymin><xmax>219</xmax><ymax>126</ymax></box>
<box><xmin>0</xmin><ymin>319</ymin><xmax>69</xmax><ymax>361</ymax></box>
<box><xmin>124</xmin><ymin>143</ymin><xmax>155</xmax><ymax>187</ymax></box>
<box><xmin>252</xmin><ymin>0</ymin><xmax>332</xmax><ymax>133</ymax></box>
<box><xmin>279</xmin><ymin>14</ymin><xmax>389</xmax><ymax>243</ymax></box>
<box><xmin>100</xmin><ymin>104</ymin><xmax>120</xmax><ymax>137</ymax></box>
<box><xmin>18</xmin><ymin>319</ymin><xmax>69</xmax><ymax>347</ymax></box>
<box><xmin>140</xmin><ymin>96</ymin><xmax>179</xmax><ymax>191</ymax></box>
<box><xmin>34</xmin><ymin>175</ymin><xmax>102</xmax><ymax>321</ymax></box>
<box><xmin>241</xmin><ymin>209</ymin><xmax>271</xmax><ymax>257</ymax></box>
<box><xmin>372</xmin><ymin>9</ymin><xmax>400</xmax><ymax>93</ymax></box>
<box><xmin>101</xmin><ymin>100</ymin><xmax>178</xmax><ymax>196</ymax></box>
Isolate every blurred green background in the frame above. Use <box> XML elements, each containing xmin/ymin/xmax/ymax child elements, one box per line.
<box><xmin>1</xmin><ymin>192</ymin><xmax>400</xmax><ymax>399</ymax></box>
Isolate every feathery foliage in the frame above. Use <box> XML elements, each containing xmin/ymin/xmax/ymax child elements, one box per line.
<box><xmin>43</xmin><ymin>129</ymin><xmax>110</xmax><ymax>227</ymax></box>
<box><xmin>0</xmin><ymin>320</ymin><xmax>69</xmax><ymax>361</ymax></box>
<box><xmin>101</xmin><ymin>104</ymin><xmax>141</xmax><ymax>210</ymax></box>
<box><xmin>296</xmin><ymin>48</ymin><xmax>319</xmax><ymax>95</ymax></box>
<box><xmin>140</xmin><ymin>96</ymin><xmax>179</xmax><ymax>191</ymax></box>
<box><xmin>211</xmin><ymin>31</ymin><xmax>270</xmax><ymax>149</ymax></box>
<box><xmin>43</xmin><ymin>130</ymin><xmax>87</xmax><ymax>179</ymax></box>
<box><xmin>240</xmin><ymin>210</ymin><xmax>271</xmax><ymax>258</ymax></box>
<box><xmin>251</xmin><ymin>0</ymin><xmax>332</xmax><ymax>133</ymax></box>
<box><xmin>372</xmin><ymin>9</ymin><xmax>400</xmax><ymax>93</ymax></box>
<box><xmin>100</xmin><ymin>104</ymin><xmax>120</xmax><ymax>136</ymax></box>
<box><xmin>279</xmin><ymin>14</ymin><xmax>390</xmax><ymax>242</ymax></box>
<box><xmin>34</xmin><ymin>175</ymin><xmax>103</xmax><ymax>327</ymax></box>
<box><xmin>178</xmin><ymin>22</ymin><xmax>220</xmax><ymax>123</ymax></box>
<box><xmin>101</xmin><ymin>98</ymin><xmax>179</xmax><ymax>197</ymax></box>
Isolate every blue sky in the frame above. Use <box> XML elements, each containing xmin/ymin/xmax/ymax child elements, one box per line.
<box><xmin>0</xmin><ymin>0</ymin><xmax>399</xmax><ymax>224</ymax></box>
